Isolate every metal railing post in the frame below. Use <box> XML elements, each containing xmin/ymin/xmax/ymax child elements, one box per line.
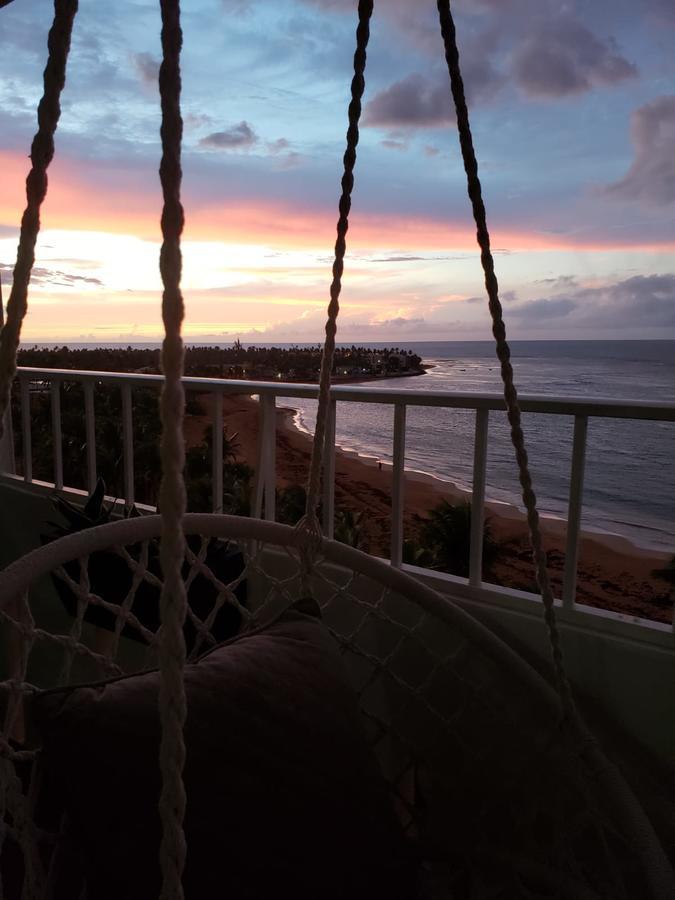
<box><xmin>122</xmin><ymin>384</ymin><xmax>134</xmax><ymax>506</ymax></box>
<box><xmin>562</xmin><ymin>415</ymin><xmax>588</xmax><ymax>609</ymax></box>
<box><xmin>253</xmin><ymin>394</ymin><xmax>276</xmax><ymax>520</ymax></box>
<box><xmin>20</xmin><ymin>378</ymin><xmax>32</xmax><ymax>483</ymax></box>
<box><xmin>51</xmin><ymin>380</ymin><xmax>63</xmax><ymax>490</ymax></box>
<box><xmin>322</xmin><ymin>398</ymin><xmax>336</xmax><ymax>538</ymax></box>
<box><xmin>212</xmin><ymin>391</ymin><xmax>224</xmax><ymax>513</ymax></box>
<box><xmin>262</xmin><ymin>394</ymin><xmax>276</xmax><ymax>521</ymax></box>
<box><xmin>0</xmin><ymin>405</ymin><xmax>16</xmax><ymax>476</ymax></box>
<box><xmin>469</xmin><ymin>408</ymin><xmax>489</xmax><ymax>587</ymax></box>
<box><xmin>84</xmin><ymin>381</ymin><xmax>96</xmax><ymax>494</ymax></box>
<box><xmin>391</xmin><ymin>403</ymin><xmax>407</xmax><ymax>568</ymax></box>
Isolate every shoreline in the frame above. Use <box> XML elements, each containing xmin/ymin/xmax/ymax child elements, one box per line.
<box><xmin>189</xmin><ymin>392</ymin><xmax>673</xmax><ymax>624</ymax></box>
<box><xmin>287</xmin><ymin>405</ymin><xmax>672</xmax><ymax>560</ymax></box>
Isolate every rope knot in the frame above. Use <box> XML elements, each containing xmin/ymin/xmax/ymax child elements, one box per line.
<box><xmin>294</xmin><ymin>511</ymin><xmax>324</xmax><ymax>561</ymax></box>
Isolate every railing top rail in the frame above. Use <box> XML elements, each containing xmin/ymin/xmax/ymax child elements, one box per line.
<box><xmin>15</xmin><ymin>366</ymin><xmax>675</xmax><ymax>421</ymax></box>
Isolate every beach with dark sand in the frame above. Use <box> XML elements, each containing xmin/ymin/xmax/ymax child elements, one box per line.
<box><xmin>187</xmin><ymin>392</ymin><xmax>673</xmax><ymax>625</ymax></box>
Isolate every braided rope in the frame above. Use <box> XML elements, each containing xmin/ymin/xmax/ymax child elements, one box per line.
<box><xmin>0</xmin><ymin>5</ymin><xmax>77</xmax><ymax>892</ymax></box>
<box><xmin>299</xmin><ymin>0</ymin><xmax>373</xmax><ymax>545</ymax></box>
<box><xmin>0</xmin><ymin>0</ymin><xmax>78</xmax><ymax>438</ymax></box>
<box><xmin>435</xmin><ymin>0</ymin><xmax>576</xmax><ymax>719</ymax></box>
<box><xmin>157</xmin><ymin>1</ymin><xmax>188</xmax><ymax>896</ymax></box>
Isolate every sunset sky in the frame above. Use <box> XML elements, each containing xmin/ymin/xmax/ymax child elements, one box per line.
<box><xmin>1</xmin><ymin>0</ymin><xmax>674</xmax><ymax>343</ymax></box>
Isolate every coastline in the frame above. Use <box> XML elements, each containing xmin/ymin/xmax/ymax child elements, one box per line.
<box><xmin>189</xmin><ymin>392</ymin><xmax>673</xmax><ymax>624</ymax></box>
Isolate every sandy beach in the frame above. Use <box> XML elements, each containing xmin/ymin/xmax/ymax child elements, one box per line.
<box><xmin>187</xmin><ymin>392</ymin><xmax>674</xmax><ymax>625</ymax></box>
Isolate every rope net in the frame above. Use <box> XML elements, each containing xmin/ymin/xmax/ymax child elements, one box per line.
<box><xmin>0</xmin><ymin>518</ymin><xmax>672</xmax><ymax>898</ymax></box>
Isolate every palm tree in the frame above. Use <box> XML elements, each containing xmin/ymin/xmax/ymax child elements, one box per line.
<box><xmin>418</xmin><ymin>500</ymin><xmax>497</xmax><ymax>578</ymax></box>
<box><xmin>334</xmin><ymin>509</ymin><xmax>367</xmax><ymax>550</ymax></box>
<box><xmin>222</xmin><ymin>462</ymin><xmax>253</xmax><ymax>516</ymax></box>
<box><xmin>277</xmin><ymin>484</ymin><xmax>307</xmax><ymax>526</ymax></box>
<box><xmin>652</xmin><ymin>556</ymin><xmax>675</xmax><ymax>586</ymax></box>
<box><xmin>401</xmin><ymin>539</ymin><xmax>435</xmax><ymax>569</ymax></box>
<box><xmin>186</xmin><ymin>425</ymin><xmax>246</xmax><ymax>513</ymax></box>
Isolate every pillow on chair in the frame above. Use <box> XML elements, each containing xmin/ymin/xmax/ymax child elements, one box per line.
<box><xmin>32</xmin><ymin>609</ymin><xmax>416</xmax><ymax>899</ymax></box>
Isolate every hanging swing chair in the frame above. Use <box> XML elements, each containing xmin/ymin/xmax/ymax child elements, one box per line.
<box><xmin>1</xmin><ymin>1</ymin><xmax>674</xmax><ymax>897</ymax></box>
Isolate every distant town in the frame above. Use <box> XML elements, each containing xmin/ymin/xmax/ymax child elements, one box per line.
<box><xmin>17</xmin><ymin>343</ymin><xmax>426</xmax><ymax>382</ymax></box>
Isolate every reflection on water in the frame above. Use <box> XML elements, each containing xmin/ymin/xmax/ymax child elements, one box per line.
<box><xmin>282</xmin><ymin>342</ymin><xmax>675</xmax><ymax>552</ymax></box>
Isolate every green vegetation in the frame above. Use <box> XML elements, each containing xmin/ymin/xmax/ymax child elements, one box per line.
<box><xmin>276</xmin><ymin>484</ymin><xmax>309</xmax><ymax>526</ymax></box>
<box><xmin>17</xmin><ymin>343</ymin><xmax>424</xmax><ymax>382</ymax></box>
<box><xmin>11</xmin><ymin>383</ymin><xmax>250</xmax><ymax>512</ymax></box>
<box><xmin>652</xmin><ymin>556</ymin><xmax>675</xmax><ymax>586</ymax></box>
<box><xmin>410</xmin><ymin>500</ymin><xmax>498</xmax><ymax>578</ymax></box>
<box><xmin>185</xmin><ymin>424</ymin><xmax>254</xmax><ymax>514</ymax></box>
<box><xmin>334</xmin><ymin>509</ymin><xmax>367</xmax><ymax>550</ymax></box>
<box><xmin>42</xmin><ymin>477</ymin><xmax>246</xmax><ymax>650</ymax></box>
<box><xmin>12</xmin><ymin>348</ymin><xmax>495</xmax><ymax>580</ymax></box>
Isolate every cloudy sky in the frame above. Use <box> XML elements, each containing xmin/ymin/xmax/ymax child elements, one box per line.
<box><xmin>1</xmin><ymin>0</ymin><xmax>674</xmax><ymax>343</ymax></box>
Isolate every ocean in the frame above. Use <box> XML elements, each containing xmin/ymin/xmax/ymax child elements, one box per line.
<box><xmin>26</xmin><ymin>339</ymin><xmax>675</xmax><ymax>552</ymax></box>
<box><xmin>281</xmin><ymin>341</ymin><xmax>675</xmax><ymax>553</ymax></box>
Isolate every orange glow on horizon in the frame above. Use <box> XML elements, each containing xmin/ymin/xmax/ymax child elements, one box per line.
<box><xmin>2</xmin><ymin>151</ymin><xmax>673</xmax><ymax>255</ymax></box>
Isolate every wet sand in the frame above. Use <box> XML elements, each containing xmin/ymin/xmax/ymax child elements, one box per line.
<box><xmin>187</xmin><ymin>392</ymin><xmax>674</xmax><ymax>624</ymax></box>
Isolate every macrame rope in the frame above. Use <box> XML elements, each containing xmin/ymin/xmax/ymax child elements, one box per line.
<box><xmin>157</xmin><ymin>1</ymin><xmax>188</xmax><ymax>897</ymax></box>
<box><xmin>299</xmin><ymin>0</ymin><xmax>373</xmax><ymax>547</ymax></box>
<box><xmin>436</xmin><ymin>0</ymin><xmax>575</xmax><ymax>719</ymax></box>
<box><xmin>0</xmin><ymin>0</ymin><xmax>78</xmax><ymax>437</ymax></box>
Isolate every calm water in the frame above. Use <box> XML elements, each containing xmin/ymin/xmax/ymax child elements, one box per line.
<box><xmin>31</xmin><ymin>339</ymin><xmax>675</xmax><ymax>552</ymax></box>
<box><xmin>281</xmin><ymin>341</ymin><xmax>675</xmax><ymax>552</ymax></box>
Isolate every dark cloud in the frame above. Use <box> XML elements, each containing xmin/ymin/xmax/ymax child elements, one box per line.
<box><xmin>220</xmin><ymin>0</ymin><xmax>252</xmax><ymax>11</ymax></box>
<box><xmin>583</xmin><ymin>274</ymin><xmax>675</xmax><ymax>327</ymax></box>
<box><xmin>381</xmin><ymin>138</ymin><xmax>408</xmax><ymax>151</ymax></box>
<box><xmin>512</xmin><ymin>17</ymin><xmax>636</xmax><ymax>98</ymax></box>
<box><xmin>363</xmin><ymin>22</ymin><xmax>502</xmax><ymax>132</ymax></box>
<box><xmin>363</xmin><ymin>15</ymin><xmax>503</xmax><ymax>132</ymax></box>
<box><xmin>470</xmin><ymin>0</ymin><xmax>507</xmax><ymax>8</ymax></box>
<box><xmin>603</xmin><ymin>96</ymin><xmax>675</xmax><ymax>207</ymax></box>
<box><xmin>375</xmin><ymin>316</ymin><xmax>426</xmax><ymax>328</ymax></box>
<box><xmin>459</xmin><ymin>28</ymin><xmax>504</xmax><ymax>103</ymax></box>
<box><xmin>185</xmin><ymin>112</ymin><xmax>212</xmax><ymax>131</ymax></box>
<box><xmin>647</xmin><ymin>0</ymin><xmax>675</xmax><ymax>24</ymax></box>
<box><xmin>0</xmin><ymin>263</ymin><xmax>103</xmax><ymax>288</ymax></box>
<box><xmin>534</xmin><ymin>275</ymin><xmax>578</xmax><ymax>288</ymax></box>
<box><xmin>299</xmin><ymin>0</ymin><xmax>350</xmax><ymax>8</ymax></box>
<box><xmin>265</xmin><ymin>138</ymin><xmax>303</xmax><ymax>168</ymax></box>
<box><xmin>510</xmin><ymin>297</ymin><xmax>577</xmax><ymax>319</ymax></box>
<box><xmin>364</xmin><ymin>74</ymin><xmax>454</xmax><ymax>129</ymax></box>
<box><xmin>274</xmin><ymin>151</ymin><xmax>304</xmax><ymax>170</ymax></box>
<box><xmin>511</xmin><ymin>275</ymin><xmax>675</xmax><ymax>328</ymax></box>
<box><xmin>132</xmin><ymin>52</ymin><xmax>159</xmax><ymax>88</ymax></box>
<box><xmin>369</xmin><ymin>254</ymin><xmax>464</xmax><ymax>263</ymax></box>
<box><xmin>301</xmin><ymin>0</ymin><xmax>634</xmax><ymax>109</ymax></box>
<box><xmin>300</xmin><ymin>0</ymin><xmax>439</xmax><ymax>52</ymax></box>
<box><xmin>199</xmin><ymin>121</ymin><xmax>258</xmax><ymax>150</ymax></box>
<box><xmin>267</xmin><ymin>138</ymin><xmax>290</xmax><ymax>153</ymax></box>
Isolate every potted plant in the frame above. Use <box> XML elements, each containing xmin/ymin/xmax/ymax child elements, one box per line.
<box><xmin>42</xmin><ymin>479</ymin><xmax>247</xmax><ymax>656</ymax></box>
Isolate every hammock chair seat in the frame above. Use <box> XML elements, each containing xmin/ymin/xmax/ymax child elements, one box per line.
<box><xmin>2</xmin><ymin>514</ymin><xmax>672</xmax><ymax>899</ymax></box>
<box><xmin>16</xmin><ymin>586</ymin><xmax>414</xmax><ymax>898</ymax></box>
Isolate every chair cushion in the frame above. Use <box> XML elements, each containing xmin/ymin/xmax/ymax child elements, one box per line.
<box><xmin>32</xmin><ymin>610</ymin><xmax>416</xmax><ymax>899</ymax></box>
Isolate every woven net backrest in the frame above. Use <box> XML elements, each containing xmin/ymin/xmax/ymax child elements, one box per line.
<box><xmin>1</xmin><ymin>515</ymin><xmax>673</xmax><ymax>898</ymax></box>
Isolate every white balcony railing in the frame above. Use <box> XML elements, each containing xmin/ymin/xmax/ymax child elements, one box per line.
<box><xmin>2</xmin><ymin>366</ymin><xmax>674</xmax><ymax>645</ymax></box>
